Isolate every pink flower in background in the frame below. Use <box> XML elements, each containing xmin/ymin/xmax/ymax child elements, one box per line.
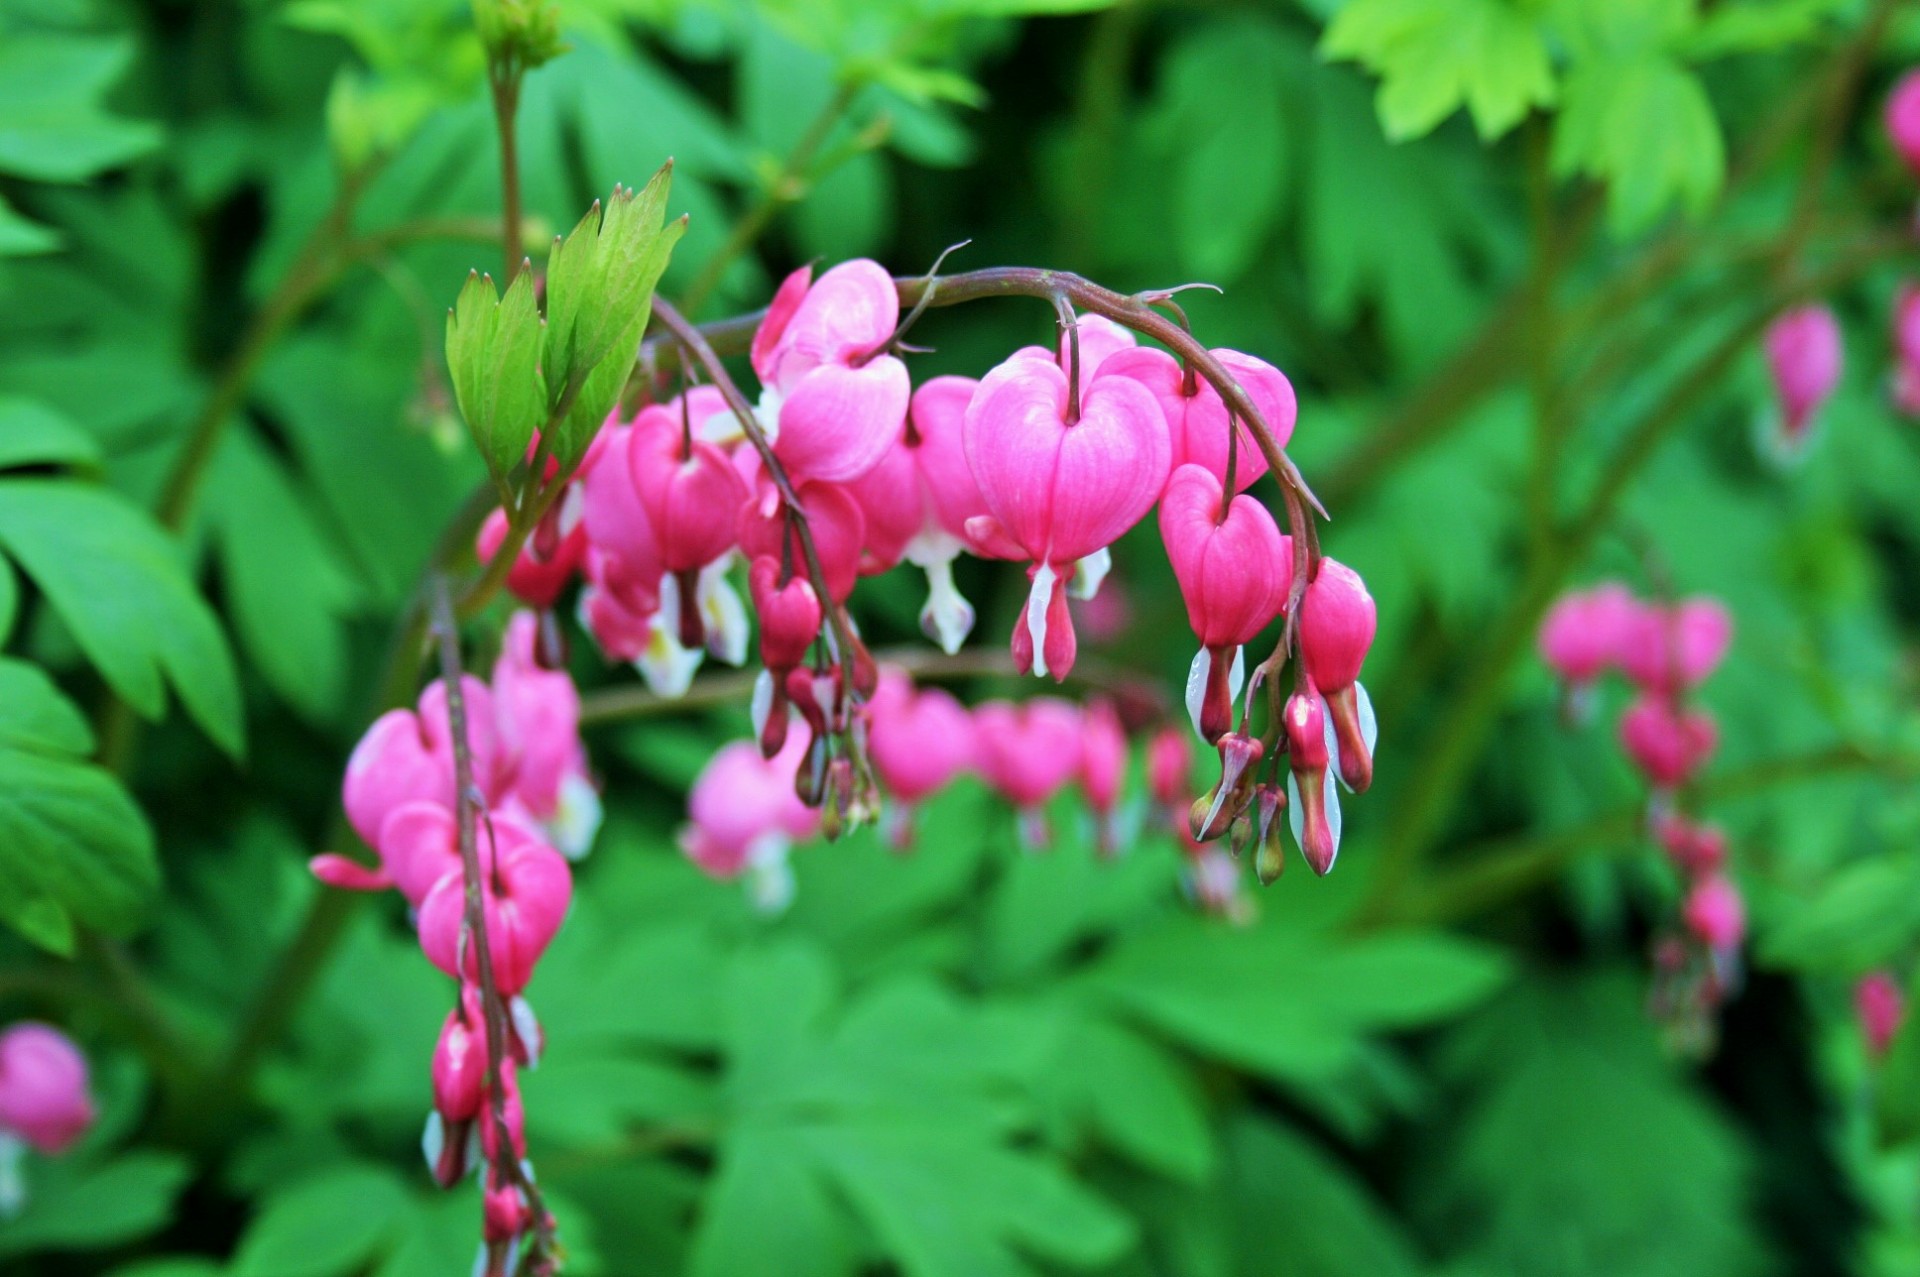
<box><xmin>1160</xmin><ymin>463</ymin><xmax>1292</xmax><ymax>743</ymax></box>
<box><xmin>1078</xmin><ymin>698</ymin><xmax>1129</xmax><ymax>855</ymax></box>
<box><xmin>1618</xmin><ymin>695</ymin><xmax>1718</xmax><ymax>791</ymax></box>
<box><xmin>1762</xmin><ymin>304</ymin><xmax>1842</xmax><ymax>459</ymax></box>
<box><xmin>680</xmin><ymin>733</ymin><xmax>820</xmax><ymax>911</ymax></box>
<box><xmin>867</xmin><ymin>669</ymin><xmax>975</xmax><ymax>848</ymax></box>
<box><xmin>1147</xmin><ymin>726</ymin><xmax>1192</xmax><ymax>816</ymax></box>
<box><xmin>492</xmin><ymin>613</ymin><xmax>599</xmax><ymax>858</ymax></box>
<box><xmin>1103</xmin><ymin>345</ymin><xmax>1294</xmax><ymax>491</ymax></box>
<box><xmin>1857</xmin><ymin>971</ymin><xmax>1906</xmax><ymax>1059</ymax></box>
<box><xmin>1620</xmin><ymin>597</ymin><xmax>1733</xmax><ymax>696</ymax></box>
<box><xmin>750</xmin><ymin>260</ymin><xmax>909</xmax><ymax>483</ymax></box>
<box><xmin>1654</xmin><ymin>814</ymin><xmax>1728</xmax><ymax>878</ymax></box>
<box><xmin>964</xmin><ymin>346</ymin><xmax>1170</xmax><ymax>679</ymax></box>
<box><xmin>1681</xmin><ymin>874</ymin><xmax>1746</xmax><ymax>954</ymax></box>
<box><xmin>1887</xmin><ymin>70</ymin><xmax>1920</xmax><ymax>178</ymax></box>
<box><xmin>1891</xmin><ymin>285</ymin><xmax>1920</xmax><ymax>416</ymax></box>
<box><xmin>0</xmin><ymin>1023</ymin><xmax>94</xmax><ymax>1156</ymax></box>
<box><xmin>1538</xmin><ymin>582</ymin><xmax>1636</xmax><ymax>707</ymax></box>
<box><xmin>1299</xmin><ymin>559</ymin><xmax>1379</xmax><ymax>793</ymax></box>
<box><xmin>973</xmin><ymin>698</ymin><xmax>1085</xmax><ymax>847</ymax></box>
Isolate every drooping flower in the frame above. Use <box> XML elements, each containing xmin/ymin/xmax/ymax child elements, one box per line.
<box><xmin>1102</xmin><ymin>346</ymin><xmax>1294</xmax><ymax>491</ymax></box>
<box><xmin>1681</xmin><ymin>873</ymin><xmax>1746</xmax><ymax>954</ymax></box>
<box><xmin>621</xmin><ymin>400</ymin><xmax>750</xmax><ymax>648</ymax></box>
<box><xmin>1283</xmin><ymin>691</ymin><xmax>1340</xmax><ymax>875</ymax></box>
<box><xmin>1761</xmin><ymin>304</ymin><xmax>1843</xmax><ymax>460</ymax></box>
<box><xmin>492</xmin><ymin>612</ymin><xmax>600</xmax><ymax>859</ymax></box>
<box><xmin>0</xmin><ymin>1024</ymin><xmax>94</xmax><ymax>1156</ymax></box>
<box><xmin>1078</xmin><ymin>698</ymin><xmax>1129</xmax><ymax>856</ymax></box>
<box><xmin>1890</xmin><ymin>284</ymin><xmax>1920</xmax><ymax>417</ymax></box>
<box><xmin>416</xmin><ymin>816</ymin><xmax>573</xmax><ymax>997</ymax></box>
<box><xmin>1618</xmin><ymin>695</ymin><xmax>1718</xmax><ymax>791</ymax></box>
<box><xmin>844</xmin><ymin>376</ymin><xmax>990</xmax><ymax>653</ymax></box>
<box><xmin>1159</xmin><ymin>463</ymin><xmax>1291</xmax><ymax>742</ymax></box>
<box><xmin>972</xmin><ymin>698</ymin><xmax>1085</xmax><ymax>847</ymax></box>
<box><xmin>867</xmin><ymin>668</ymin><xmax>975</xmax><ymax>849</ymax></box>
<box><xmin>964</xmin><ymin>348</ymin><xmax>1170</xmax><ymax>679</ymax></box>
<box><xmin>1299</xmin><ymin>558</ymin><xmax>1379</xmax><ymax>793</ymax></box>
<box><xmin>736</xmin><ymin>477</ymin><xmax>868</xmax><ymax>606</ymax></box>
<box><xmin>1653</xmin><ymin>813</ymin><xmax>1728</xmax><ymax>878</ymax></box>
<box><xmin>1857</xmin><ymin>971</ymin><xmax>1906</xmax><ymax>1060</ymax></box>
<box><xmin>1619</xmin><ymin>597</ymin><xmax>1733</xmax><ymax>697</ymax></box>
<box><xmin>680</xmin><ymin>733</ymin><xmax>821</xmax><ymax>912</ymax></box>
<box><xmin>1538</xmin><ymin>582</ymin><xmax>1636</xmax><ymax>714</ymax></box>
<box><xmin>748</xmin><ymin>260</ymin><xmax>909</xmax><ymax>483</ymax></box>
<box><xmin>747</xmin><ymin>557</ymin><xmax>825</xmax><ymax>758</ymax></box>
<box><xmin>1887</xmin><ymin>69</ymin><xmax>1920</xmax><ymax>178</ymax></box>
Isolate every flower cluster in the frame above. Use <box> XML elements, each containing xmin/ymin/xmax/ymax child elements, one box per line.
<box><xmin>0</xmin><ymin>1022</ymin><xmax>95</xmax><ymax>1216</ymax></box>
<box><xmin>1539</xmin><ymin>582</ymin><xmax>1741</xmax><ymax>1050</ymax></box>
<box><xmin>315</xmin><ymin>611</ymin><xmax>589</xmax><ymax>1263</ymax></box>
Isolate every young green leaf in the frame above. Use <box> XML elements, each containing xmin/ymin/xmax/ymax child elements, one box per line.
<box><xmin>445</xmin><ymin>266</ymin><xmax>546</xmax><ymax>489</ymax></box>
<box><xmin>230</xmin><ymin>1166</ymin><xmax>410</xmax><ymax>1277</ymax></box>
<box><xmin>1323</xmin><ymin>0</ymin><xmax>1556</xmax><ymax>142</ymax></box>
<box><xmin>1551</xmin><ymin>55</ymin><xmax>1725</xmax><ymax>233</ymax></box>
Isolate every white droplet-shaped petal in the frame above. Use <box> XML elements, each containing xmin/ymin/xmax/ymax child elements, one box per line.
<box><xmin>636</xmin><ymin>578</ymin><xmax>704</xmax><ymax>696</ymax></box>
<box><xmin>744</xmin><ymin>832</ymin><xmax>796</xmax><ymax>915</ymax></box>
<box><xmin>1026</xmin><ymin>561</ymin><xmax>1058</xmax><ymax>679</ymax></box>
<box><xmin>1069</xmin><ymin>546</ymin><xmax>1112</xmax><ymax>601</ymax></box>
<box><xmin>750</xmin><ymin>668</ymin><xmax>777</xmax><ymax>743</ymax></box>
<box><xmin>1185</xmin><ymin>647</ymin><xmax>1211</xmax><ymax>739</ymax></box>
<box><xmin>509</xmin><ymin>995</ymin><xmax>544</xmax><ymax>1068</ymax></box>
<box><xmin>698</xmin><ymin>559</ymin><xmax>750</xmax><ymax>666</ymax></box>
<box><xmin>421</xmin><ymin>1112</ymin><xmax>446</xmax><ymax>1178</ymax></box>
<box><xmin>1355</xmin><ymin>680</ymin><xmax>1378</xmax><ymax>756</ymax></box>
<box><xmin>916</xmin><ymin>553</ymin><xmax>975</xmax><ymax>655</ymax></box>
<box><xmin>547</xmin><ymin>770</ymin><xmax>603</xmax><ymax>861</ymax></box>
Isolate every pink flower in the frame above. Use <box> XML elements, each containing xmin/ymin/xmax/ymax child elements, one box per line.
<box><xmin>339</xmin><ymin>707</ymin><xmax>455</xmax><ymax>857</ymax></box>
<box><xmin>964</xmin><ymin>347</ymin><xmax>1170</xmax><ymax>680</ymax></box>
<box><xmin>1300</xmin><ymin>558</ymin><xmax>1378</xmax><ymax>793</ymax></box>
<box><xmin>844</xmin><ymin>376</ymin><xmax>990</xmax><ymax>652</ymax></box>
<box><xmin>1857</xmin><ymin>971</ymin><xmax>1906</xmax><ymax>1059</ymax></box>
<box><xmin>492</xmin><ymin>612</ymin><xmax>598</xmax><ymax>857</ymax></box>
<box><xmin>1538</xmin><ymin>582</ymin><xmax>1636</xmax><ymax>688</ymax></box>
<box><xmin>1284</xmin><ymin>691</ymin><xmax>1340</xmax><ymax>875</ymax></box>
<box><xmin>0</xmin><ymin>1023</ymin><xmax>95</xmax><ymax>1155</ymax></box>
<box><xmin>973</xmin><ymin>698</ymin><xmax>1084</xmax><ymax>846</ymax></box>
<box><xmin>622</xmin><ymin>402</ymin><xmax>750</xmax><ymax>646</ymax></box>
<box><xmin>1619</xmin><ymin>597</ymin><xmax>1733</xmax><ymax>696</ymax></box>
<box><xmin>1763</xmin><ymin>304</ymin><xmax>1842</xmax><ymax>458</ymax></box>
<box><xmin>1159</xmin><ymin>463</ymin><xmax>1291</xmax><ymax>742</ymax></box>
<box><xmin>750</xmin><ymin>260</ymin><xmax>909</xmax><ymax>483</ymax></box>
<box><xmin>1681</xmin><ymin>874</ymin><xmax>1745</xmax><ymax>953</ymax></box>
<box><xmin>476</xmin><ymin>507</ymin><xmax>587</xmax><ymax>610</ymax></box>
<box><xmin>1102</xmin><ymin>346</ymin><xmax>1295</xmax><ymax>491</ymax></box>
<box><xmin>1147</xmin><ymin>726</ymin><xmax>1192</xmax><ymax>815</ymax></box>
<box><xmin>737</xmin><ymin>478</ymin><xmax>866</xmax><ymax>605</ymax></box>
<box><xmin>868</xmin><ymin>669</ymin><xmax>974</xmax><ymax>848</ymax></box>
<box><xmin>1654</xmin><ymin>813</ymin><xmax>1728</xmax><ymax>878</ymax></box>
<box><xmin>579</xmin><ymin>423</ymin><xmax>664</xmax><ymax>594</ymax></box>
<box><xmin>1079</xmin><ymin>698</ymin><xmax>1128</xmax><ymax>855</ymax></box>
<box><xmin>1618</xmin><ymin>696</ymin><xmax>1718</xmax><ymax>790</ymax></box>
<box><xmin>416</xmin><ymin>818</ymin><xmax>573</xmax><ymax>997</ymax></box>
<box><xmin>1891</xmin><ymin>285</ymin><xmax>1920</xmax><ymax>417</ymax></box>
<box><xmin>1887</xmin><ymin>70</ymin><xmax>1920</xmax><ymax>178</ymax></box>
<box><xmin>748</xmin><ymin>557</ymin><xmax>825</xmax><ymax>757</ymax></box>
<box><xmin>681</xmin><ymin>734</ymin><xmax>819</xmax><ymax>898</ymax></box>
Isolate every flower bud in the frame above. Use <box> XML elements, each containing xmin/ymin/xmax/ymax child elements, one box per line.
<box><xmin>1857</xmin><ymin>971</ymin><xmax>1906</xmax><ymax>1060</ymax></box>
<box><xmin>1284</xmin><ymin>692</ymin><xmax>1340</xmax><ymax>875</ymax></box>
<box><xmin>1190</xmin><ymin>731</ymin><xmax>1264</xmax><ymax>843</ymax></box>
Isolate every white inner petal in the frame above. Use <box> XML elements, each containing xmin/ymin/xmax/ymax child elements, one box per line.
<box><xmin>1025</xmin><ymin>562</ymin><xmax>1057</xmax><ymax>679</ymax></box>
<box><xmin>1184</xmin><ymin>647</ymin><xmax>1211</xmax><ymax>738</ymax></box>
<box><xmin>1069</xmin><ymin>546</ymin><xmax>1111</xmax><ymax>601</ymax></box>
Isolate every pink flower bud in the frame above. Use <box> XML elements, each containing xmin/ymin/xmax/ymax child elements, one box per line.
<box><xmin>1101</xmin><ymin>346</ymin><xmax>1294</xmax><ymax>491</ymax></box>
<box><xmin>1283</xmin><ymin>692</ymin><xmax>1340</xmax><ymax>875</ymax></box>
<box><xmin>750</xmin><ymin>260</ymin><xmax>909</xmax><ymax>484</ymax></box>
<box><xmin>868</xmin><ymin>671</ymin><xmax>974</xmax><ymax>849</ymax></box>
<box><xmin>476</xmin><ymin>507</ymin><xmax>586</xmax><ymax>610</ymax></box>
<box><xmin>1079</xmin><ymin>698</ymin><xmax>1128</xmax><ymax>854</ymax></box>
<box><xmin>964</xmin><ymin>345</ymin><xmax>1171</xmax><ymax>680</ymax></box>
<box><xmin>579</xmin><ymin>425</ymin><xmax>665</xmax><ymax>591</ymax></box>
<box><xmin>1681</xmin><ymin>873</ymin><xmax>1745</xmax><ymax>953</ymax></box>
<box><xmin>1619</xmin><ymin>597</ymin><xmax>1732</xmax><ymax>695</ymax></box>
<box><xmin>1763</xmin><ymin>304</ymin><xmax>1842</xmax><ymax>456</ymax></box>
<box><xmin>1887</xmin><ymin>70</ymin><xmax>1920</xmax><ymax>177</ymax></box>
<box><xmin>1299</xmin><ymin>559</ymin><xmax>1376</xmax><ymax>693</ymax></box>
<box><xmin>477</xmin><ymin>1058</ymin><xmax>526</xmax><ymax>1165</ymax></box>
<box><xmin>432</xmin><ymin>997</ymin><xmax>487</xmax><ymax>1127</ymax></box>
<box><xmin>1857</xmin><ymin>971</ymin><xmax>1906</xmax><ymax>1059</ymax></box>
<box><xmin>747</xmin><ymin>558</ymin><xmax>825</xmax><ymax>757</ymax></box>
<box><xmin>1618</xmin><ymin>696</ymin><xmax>1718</xmax><ymax>790</ymax></box>
<box><xmin>0</xmin><ymin>1023</ymin><xmax>95</xmax><ymax>1155</ymax></box>
<box><xmin>737</xmin><ymin>478</ymin><xmax>866</xmax><ymax>605</ymax></box>
<box><xmin>973</xmin><ymin>698</ymin><xmax>1084</xmax><ymax>846</ymax></box>
<box><xmin>1147</xmin><ymin>726</ymin><xmax>1191</xmax><ymax>814</ymax></box>
<box><xmin>1538</xmin><ymin>581</ymin><xmax>1636</xmax><ymax>687</ymax></box>
<box><xmin>1654</xmin><ymin>813</ymin><xmax>1727</xmax><ymax>877</ymax></box>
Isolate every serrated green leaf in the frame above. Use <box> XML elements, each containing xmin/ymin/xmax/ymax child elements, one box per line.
<box><xmin>0</xmin><ymin>193</ymin><xmax>60</xmax><ymax>256</ymax></box>
<box><xmin>0</xmin><ymin>35</ymin><xmax>162</xmax><ymax>182</ymax></box>
<box><xmin>0</xmin><ymin>1152</ymin><xmax>190</xmax><ymax>1256</ymax></box>
<box><xmin>0</xmin><ymin>479</ymin><xmax>244</xmax><ymax>756</ymax></box>
<box><xmin>691</xmin><ymin>1127</ymin><xmax>854</xmax><ymax>1277</ymax></box>
<box><xmin>230</xmin><ymin>1166</ymin><xmax>409</xmax><ymax>1277</ymax></box>
<box><xmin>1551</xmin><ymin>55</ymin><xmax>1724</xmax><ymax>232</ymax></box>
<box><xmin>445</xmin><ymin>267</ymin><xmax>546</xmax><ymax>486</ymax></box>
<box><xmin>1761</xmin><ymin>855</ymin><xmax>1920</xmax><ymax>973</ymax></box>
<box><xmin>1069</xmin><ymin>1016</ymin><xmax>1214</xmax><ymax>1182</ymax></box>
<box><xmin>1323</xmin><ymin>0</ymin><xmax>1555</xmax><ymax>141</ymax></box>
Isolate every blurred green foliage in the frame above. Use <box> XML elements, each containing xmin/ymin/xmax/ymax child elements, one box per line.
<box><xmin>3</xmin><ymin>0</ymin><xmax>1920</xmax><ymax>1273</ymax></box>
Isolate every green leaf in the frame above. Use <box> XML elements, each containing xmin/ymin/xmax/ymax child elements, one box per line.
<box><xmin>0</xmin><ymin>193</ymin><xmax>60</xmax><ymax>256</ymax></box>
<box><xmin>1323</xmin><ymin>0</ymin><xmax>1555</xmax><ymax>141</ymax></box>
<box><xmin>0</xmin><ymin>35</ymin><xmax>162</xmax><ymax>182</ymax></box>
<box><xmin>1760</xmin><ymin>855</ymin><xmax>1920</xmax><ymax>974</ymax></box>
<box><xmin>1223</xmin><ymin>1117</ymin><xmax>1425</xmax><ymax>1277</ymax></box>
<box><xmin>0</xmin><ymin>397</ymin><xmax>102</xmax><ymax>470</ymax></box>
<box><xmin>0</xmin><ymin>479</ymin><xmax>244</xmax><ymax>756</ymax></box>
<box><xmin>543</xmin><ymin>168</ymin><xmax>685</xmax><ymax>464</ymax></box>
<box><xmin>1551</xmin><ymin>55</ymin><xmax>1724</xmax><ymax>233</ymax></box>
<box><xmin>1068</xmin><ymin>1016</ymin><xmax>1214</xmax><ymax>1183</ymax></box>
<box><xmin>230</xmin><ymin>1165</ymin><xmax>410</xmax><ymax>1277</ymax></box>
<box><xmin>691</xmin><ymin>1127</ymin><xmax>855</xmax><ymax>1277</ymax></box>
<box><xmin>0</xmin><ymin>1152</ymin><xmax>191</xmax><ymax>1256</ymax></box>
<box><xmin>444</xmin><ymin>266</ymin><xmax>547</xmax><ymax>488</ymax></box>
<box><xmin>206</xmin><ymin>433</ymin><xmax>357</xmax><ymax>723</ymax></box>
<box><xmin>0</xmin><ymin>657</ymin><xmax>158</xmax><ymax>948</ymax></box>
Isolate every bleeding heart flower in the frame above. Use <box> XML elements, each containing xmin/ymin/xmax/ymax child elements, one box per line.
<box><xmin>680</xmin><ymin>733</ymin><xmax>820</xmax><ymax>913</ymax></box>
<box><xmin>341</xmin><ymin>707</ymin><xmax>455</xmax><ymax>854</ymax></box>
<box><xmin>964</xmin><ymin>349</ymin><xmax>1170</xmax><ymax>679</ymax></box>
<box><xmin>1102</xmin><ymin>346</ymin><xmax>1294</xmax><ymax>491</ymax></box>
<box><xmin>1618</xmin><ymin>695</ymin><xmax>1718</xmax><ymax>790</ymax></box>
<box><xmin>1857</xmin><ymin>971</ymin><xmax>1906</xmax><ymax>1059</ymax></box>
<box><xmin>868</xmin><ymin>668</ymin><xmax>975</xmax><ymax>848</ymax></box>
<box><xmin>1538</xmin><ymin>582</ymin><xmax>1637</xmax><ymax>715</ymax></box>
<box><xmin>1147</xmin><ymin>726</ymin><xmax>1192</xmax><ymax>816</ymax></box>
<box><xmin>1159</xmin><ymin>462</ymin><xmax>1292</xmax><ymax>742</ymax></box>
<box><xmin>1762</xmin><ymin>304</ymin><xmax>1842</xmax><ymax>460</ymax></box>
<box><xmin>1888</xmin><ymin>70</ymin><xmax>1920</xmax><ymax>178</ymax></box>
<box><xmin>476</xmin><ymin>505</ymin><xmax>587</xmax><ymax>610</ymax></box>
<box><xmin>1653</xmin><ymin>813</ymin><xmax>1728</xmax><ymax>877</ymax></box>
<box><xmin>748</xmin><ymin>557</ymin><xmax>825</xmax><ymax>758</ymax></box>
<box><xmin>416</xmin><ymin>819</ymin><xmax>573</xmax><ymax>997</ymax></box>
<box><xmin>1283</xmin><ymin>692</ymin><xmax>1341</xmax><ymax>875</ymax></box>
<box><xmin>623</xmin><ymin>400</ymin><xmax>750</xmax><ymax>648</ymax></box>
<box><xmin>750</xmin><ymin>260</ymin><xmax>909</xmax><ymax>483</ymax></box>
<box><xmin>1300</xmin><ymin>559</ymin><xmax>1378</xmax><ymax>793</ymax></box>
<box><xmin>737</xmin><ymin>477</ymin><xmax>866</xmax><ymax>605</ymax></box>
<box><xmin>1619</xmin><ymin>597</ymin><xmax>1732</xmax><ymax>696</ymax></box>
<box><xmin>1892</xmin><ymin>285</ymin><xmax>1920</xmax><ymax>417</ymax></box>
<box><xmin>1681</xmin><ymin>873</ymin><xmax>1745</xmax><ymax>954</ymax></box>
<box><xmin>1078</xmin><ymin>698</ymin><xmax>1129</xmax><ymax>856</ymax></box>
<box><xmin>0</xmin><ymin>1023</ymin><xmax>94</xmax><ymax>1156</ymax></box>
<box><xmin>973</xmin><ymin>698</ymin><xmax>1084</xmax><ymax>847</ymax></box>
